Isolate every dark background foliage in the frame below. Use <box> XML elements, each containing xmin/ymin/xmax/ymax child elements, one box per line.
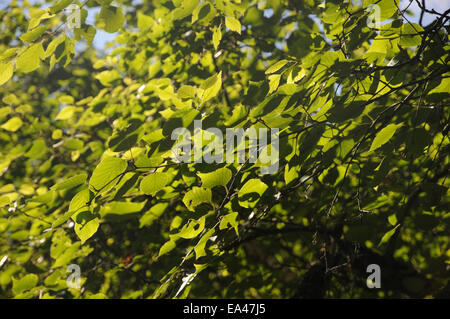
<box><xmin>0</xmin><ymin>0</ymin><xmax>448</xmax><ymax>298</ymax></box>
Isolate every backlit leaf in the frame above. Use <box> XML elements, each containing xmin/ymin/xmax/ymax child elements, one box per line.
<box><xmin>89</xmin><ymin>157</ymin><xmax>128</xmax><ymax>193</ymax></box>
<box><xmin>368</xmin><ymin>123</ymin><xmax>403</xmax><ymax>152</ymax></box>
<box><xmin>140</xmin><ymin>172</ymin><xmax>170</xmax><ymax>195</ymax></box>
<box><xmin>225</xmin><ymin>16</ymin><xmax>241</xmax><ymax>34</ymax></box>
<box><xmin>198</xmin><ymin>167</ymin><xmax>232</xmax><ymax>188</ymax></box>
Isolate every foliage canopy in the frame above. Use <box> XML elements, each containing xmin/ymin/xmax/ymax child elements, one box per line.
<box><xmin>0</xmin><ymin>0</ymin><xmax>449</xmax><ymax>298</ymax></box>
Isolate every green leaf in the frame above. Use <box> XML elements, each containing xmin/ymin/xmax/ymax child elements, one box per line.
<box><xmin>59</xmin><ymin>95</ymin><xmax>74</xmax><ymax>104</ymax></box>
<box><xmin>51</xmin><ymin>173</ymin><xmax>88</xmax><ymax>191</ymax></box>
<box><xmin>181</xmin><ymin>0</ymin><xmax>200</xmax><ymax>13</ymax></box>
<box><xmin>178</xmin><ymin>216</ymin><xmax>206</xmax><ymax>239</ymax></box>
<box><xmin>173</xmin><ymin>0</ymin><xmax>200</xmax><ymax>21</ymax></box>
<box><xmin>55</xmin><ymin>106</ymin><xmax>80</xmax><ymax>120</ymax></box>
<box><xmin>0</xmin><ymin>62</ymin><xmax>14</xmax><ymax>86</ymax></box>
<box><xmin>284</xmin><ymin>164</ymin><xmax>299</xmax><ymax>185</ymax></box>
<box><xmin>388</xmin><ymin>214</ymin><xmax>398</xmax><ymax>226</ymax></box>
<box><xmin>44</xmin><ymin>269</ymin><xmax>62</xmax><ymax>286</ymax></box>
<box><xmin>0</xmin><ymin>195</ymin><xmax>11</xmax><ymax>207</ymax></box>
<box><xmin>19</xmin><ymin>25</ymin><xmax>46</xmax><ymax>43</ymax></box>
<box><xmin>192</xmin><ymin>2</ymin><xmax>215</xmax><ymax>24</ymax></box>
<box><xmin>75</xmin><ymin>25</ymin><xmax>97</xmax><ymax>44</ymax></box>
<box><xmin>198</xmin><ymin>167</ymin><xmax>232</xmax><ymax>188</ymax></box>
<box><xmin>49</xmin><ymin>0</ymin><xmax>73</xmax><ymax>13</ymax></box>
<box><xmin>69</xmin><ymin>189</ymin><xmax>92</xmax><ymax>213</ymax></box>
<box><xmin>101</xmin><ymin>201</ymin><xmax>146</xmax><ymax>217</ymax></box>
<box><xmin>158</xmin><ymin>239</ymin><xmax>177</xmax><ymax>257</ymax></box>
<box><xmin>139</xmin><ymin>202</ymin><xmax>168</xmax><ymax>227</ymax></box>
<box><xmin>31</xmin><ymin>191</ymin><xmax>55</xmax><ymax>204</ymax></box>
<box><xmin>45</xmin><ymin>36</ymin><xmax>64</xmax><ymax>58</ymax></box>
<box><xmin>399</xmin><ymin>23</ymin><xmax>424</xmax><ymax>47</ymax></box>
<box><xmin>194</xmin><ymin>228</ymin><xmax>215</xmax><ymax>259</ymax></box>
<box><xmin>183</xmin><ymin>187</ymin><xmax>212</xmax><ymax>211</ymax></box>
<box><xmin>74</xmin><ymin>211</ymin><xmax>99</xmax><ymax>243</ymax></box>
<box><xmin>52</xmin><ymin>244</ymin><xmax>80</xmax><ymax>268</ymax></box>
<box><xmin>98</xmin><ymin>6</ymin><xmax>125</xmax><ymax>33</ymax></box>
<box><xmin>16</xmin><ymin>43</ymin><xmax>44</xmax><ymax>73</ymax></box>
<box><xmin>178</xmin><ymin>85</ymin><xmax>197</xmax><ymax>99</ymax></box>
<box><xmin>1</xmin><ymin>116</ymin><xmax>22</xmax><ymax>132</ymax></box>
<box><xmin>52</xmin><ymin>210</ymin><xmax>76</xmax><ymax>228</ymax></box>
<box><xmin>96</xmin><ymin>0</ymin><xmax>114</xmax><ymax>5</ymax></box>
<box><xmin>322</xmin><ymin>3</ymin><xmax>342</xmax><ymax>24</ymax></box>
<box><xmin>0</xmin><ymin>48</ymin><xmax>19</xmax><ymax>61</ymax></box>
<box><xmin>199</xmin><ymin>71</ymin><xmax>222</xmax><ymax>102</ymax></box>
<box><xmin>219</xmin><ymin>212</ymin><xmax>239</xmax><ymax>235</ymax></box>
<box><xmin>0</xmin><ymin>106</ymin><xmax>11</xmax><ymax>118</ymax></box>
<box><xmin>95</xmin><ymin>70</ymin><xmax>121</xmax><ymax>86</ymax></box>
<box><xmin>24</xmin><ymin>138</ymin><xmax>47</xmax><ymax>159</ymax></box>
<box><xmin>429</xmin><ymin>77</ymin><xmax>450</xmax><ymax>94</ymax></box>
<box><xmin>89</xmin><ymin>156</ymin><xmax>128</xmax><ymax>194</ymax></box>
<box><xmin>65</xmin><ymin>138</ymin><xmax>84</xmax><ymax>151</ymax></box>
<box><xmin>265</xmin><ymin>60</ymin><xmax>289</xmax><ymax>74</ymax></box>
<box><xmin>378</xmin><ymin>224</ymin><xmax>400</xmax><ymax>247</ymax></box>
<box><xmin>365</xmin><ymin>0</ymin><xmax>398</xmax><ymax>21</ymax></box>
<box><xmin>268</xmin><ymin>74</ymin><xmax>281</xmax><ymax>94</ymax></box>
<box><xmin>12</xmin><ymin>274</ymin><xmax>38</xmax><ymax>295</ymax></box>
<box><xmin>140</xmin><ymin>172</ymin><xmax>170</xmax><ymax>195</ymax></box>
<box><xmin>137</xmin><ymin>12</ymin><xmax>154</xmax><ymax>31</ymax></box>
<box><xmin>212</xmin><ymin>25</ymin><xmax>222</xmax><ymax>50</ymax></box>
<box><xmin>238</xmin><ymin>179</ymin><xmax>268</xmax><ymax>208</ymax></box>
<box><xmin>368</xmin><ymin>123</ymin><xmax>403</xmax><ymax>152</ymax></box>
<box><xmin>2</xmin><ymin>0</ymin><xmax>449</xmax><ymax>300</ymax></box>
<box><xmin>225</xmin><ymin>16</ymin><xmax>241</xmax><ymax>34</ymax></box>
